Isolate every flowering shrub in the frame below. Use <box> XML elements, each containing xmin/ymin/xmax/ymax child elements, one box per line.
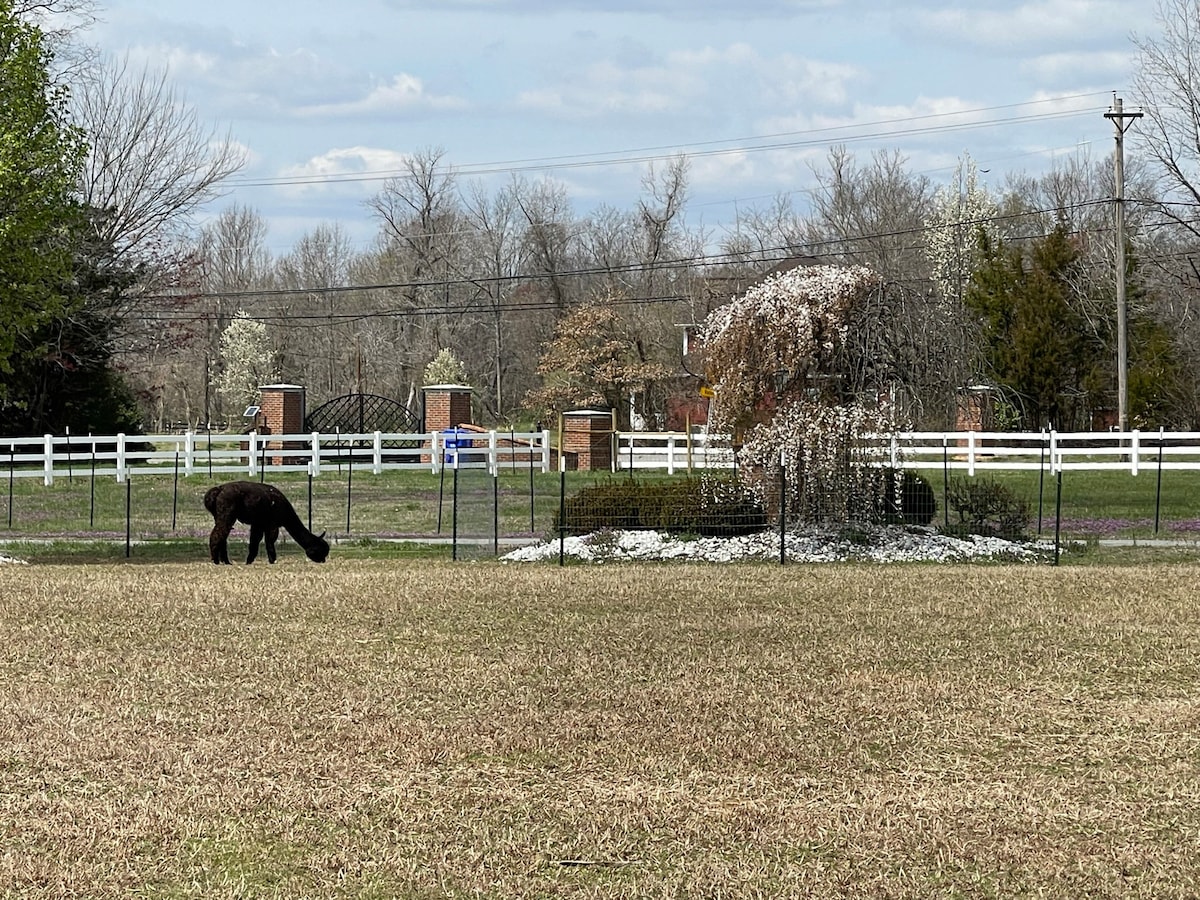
<box><xmin>701</xmin><ymin>263</ymin><xmax>897</xmax><ymax>524</ymax></box>
<box><xmin>738</xmin><ymin>400</ymin><xmax>894</xmax><ymax>523</ymax></box>
<box><xmin>701</xmin><ymin>264</ymin><xmax>884</xmax><ymax>424</ymax></box>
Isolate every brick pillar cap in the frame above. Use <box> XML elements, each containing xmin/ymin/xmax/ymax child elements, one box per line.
<box><xmin>563</xmin><ymin>408</ymin><xmax>611</xmax><ymax>416</ymax></box>
<box><xmin>259</xmin><ymin>383</ymin><xmax>305</xmax><ymax>391</ymax></box>
<box><xmin>422</xmin><ymin>384</ymin><xmax>474</xmax><ymax>392</ymax></box>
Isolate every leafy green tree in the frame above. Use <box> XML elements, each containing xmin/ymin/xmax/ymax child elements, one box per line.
<box><xmin>0</xmin><ymin>208</ymin><xmax>148</xmax><ymax>434</ymax></box>
<box><xmin>0</xmin><ymin>1</ymin><xmax>86</xmax><ymax>389</ymax></box>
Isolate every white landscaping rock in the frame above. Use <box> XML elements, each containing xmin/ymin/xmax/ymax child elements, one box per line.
<box><xmin>501</xmin><ymin>526</ymin><xmax>1054</xmax><ymax>564</ymax></box>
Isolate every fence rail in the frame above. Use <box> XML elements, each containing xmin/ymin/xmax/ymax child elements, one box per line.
<box><xmin>0</xmin><ymin>429</ymin><xmax>552</xmax><ymax>485</ymax></box>
<box><xmin>613</xmin><ymin>431</ymin><xmax>736</xmax><ymax>473</ymax></box>
<box><xmin>866</xmin><ymin>429</ymin><xmax>1200</xmax><ymax>475</ymax></box>
<box><xmin>616</xmin><ymin>429</ymin><xmax>1200</xmax><ymax>476</ymax></box>
<box><xmin>8</xmin><ymin>428</ymin><xmax>1200</xmax><ymax>485</ymax></box>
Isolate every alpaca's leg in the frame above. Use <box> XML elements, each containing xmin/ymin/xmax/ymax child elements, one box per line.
<box><xmin>247</xmin><ymin>525</ymin><xmax>265</xmax><ymax>564</ymax></box>
<box><xmin>266</xmin><ymin>527</ymin><xmax>279</xmax><ymax>563</ymax></box>
<box><xmin>210</xmin><ymin>520</ymin><xmax>234</xmax><ymax>565</ymax></box>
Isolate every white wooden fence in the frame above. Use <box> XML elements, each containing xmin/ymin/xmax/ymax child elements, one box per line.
<box><xmin>0</xmin><ymin>429</ymin><xmax>552</xmax><ymax>484</ymax></box>
<box><xmin>614</xmin><ymin>431</ymin><xmax>737</xmax><ymax>473</ymax></box>
<box><xmin>6</xmin><ymin>427</ymin><xmax>1200</xmax><ymax>485</ymax></box>
<box><xmin>616</xmin><ymin>429</ymin><xmax>1200</xmax><ymax>476</ymax></box>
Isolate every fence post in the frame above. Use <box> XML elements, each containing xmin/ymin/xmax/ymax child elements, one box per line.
<box><xmin>116</xmin><ymin>433</ymin><xmax>127</xmax><ymax>484</ymax></box>
<box><xmin>373</xmin><ymin>431</ymin><xmax>382</xmax><ymax>475</ymax></box>
<box><xmin>1037</xmin><ymin>430</ymin><xmax>1047</xmax><ymax>537</ymax></box>
<box><xmin>942</xmin><ymin>434</ymin><xmax>950</xmax><ymax>530</ymax></box>
<box><xmin>1155</xmin><ymin>429</ymin><xmax>1164</xmax><ymax>535</ymax></box>
<box><xmin>310</xmin><ymin>432</ymin><xmax>321</xmax><ymax>477</ymax></box>
<box><xmin>967</xmin><ymin>431</ymin><xmax>976</xmax><ymax>477</ymax></box>
<box><xmin>184</xmin><ymin>430</ymin><xmax>196</xmax><ymax>476</ymax></box>
<box><xmin>7</xmin><ymin>441</ymin><xmax>14</xmax><ymax>528</ymax></box>
<box><xmin>667</xmin><ymin>434</ymin><xmax>676</xmax><ymax>476</ymax></box>
<box><xmin>779</xmin><ymin>449</ymin><xmax>787</xmax><ymax>566</ymax></box>
<box><xmin>1130</xmin><ymin>429</ymin><xmax>1140</xmax><ymax>476</ymax></box>
<box><xmin>451</xmin><ymin>447</ymin><xmax>460</xmax><ymax>561</ymax></box>
<box><xmin>43</xmin><ymin>434</ymin><xmax>54</xmax><ymax>486</ymax></box>
<box><xmin>1053</xmin><ymin>468</ymin><xmax>1063</xmax><ymax>567</ymax></box>
<box><xmin>89</xmin><ymin>437</ymin><xmax>96</xmax><ymax>527</ymax></box>
<box><xmin>247</xmin><ymin>431</ymin><xmax>258</xmax><ymax>478</ymax></box>
<box><xmin>489</xmin><ymin>429</ymin><xmax>499</xmax><ymax>476</ymax></box>
<box><xmin>541</xmin><ymin>429</ymin><xmax>552</xmax><ymax>473</ymax></box>
<box><xmin>558</xmin><ymin>456</ymin><xmax>566</xmax><ymax>567</ymax></box>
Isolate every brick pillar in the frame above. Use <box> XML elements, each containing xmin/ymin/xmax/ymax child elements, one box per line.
<box><xmin>955</xmin><ymin>386</ymin><xmax>996</xmax><ymax>447</ymax></box>
<box><xmin>258</xmin><ymin>384</ymin><xmax>306</xmax><ymax>464</ymax></box>
<box><xmin>422</xmin><ymin>384</ymin><xmax>474</xmax><ymax>431</ymax></box>
<box><xmin>422</xmin><ymin>384</ymin><xmax>474</xmax><ymax>462</ymax></box>
<box><xmin>563</xmin><ymin>409</ymin><xmax>614</xmax><ymax>472</ymax></box>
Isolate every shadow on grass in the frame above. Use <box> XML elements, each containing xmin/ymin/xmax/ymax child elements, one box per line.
<box><xmin>1</xmin><ymin>537</ymin><xmax>457</xmax><ymax>565</ymax></box>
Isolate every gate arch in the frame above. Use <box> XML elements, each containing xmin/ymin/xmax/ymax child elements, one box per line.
<box><xmin>304</xmin><ymin>393</ymin><xmax>422</xmax><ymax>447</ymax></box>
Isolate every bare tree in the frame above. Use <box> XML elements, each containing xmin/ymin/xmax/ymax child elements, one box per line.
<box><xmin>718</xmin><ymin>193</ymin><xmax>806</xmax><ymax>267</ymax></box>
<box><xmin>73</xmin><ymin>54</ymin><xmax>245</xmax><ymax>257</ymax></box>
<box><xmin>804</xmin><ymin>146</ymin><xmax>933</xmax><ymax>280</ymax></box>
<box><xmin>368</xmin><ymin>146</ymin><xmax>477</xmax><ymax>394</ymax></box>
<box><xmin>460</xmin><ymin>178</ymin><xmax>529</xmax><ymax>418</ymax></box>
<box><xmin>512</xmin><ymin>174</ymin><xmax>579</xmax><ymax>309</ymax></box>
<box><xmin>1132</xmin><ymin>0</ymin><xmax>1200</xmax><ymax>239</ymax></box>
<box><xmin>274</xmin><ymin>224</ymin><xmax>357</xmax><ymax>398</ymax></box>
<box><xmin>143</xmin><ymin>205</ymin><xmax>275</xmax><ymax>428</ymax></box>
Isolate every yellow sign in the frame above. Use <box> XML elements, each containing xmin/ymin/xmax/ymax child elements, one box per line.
<box><xmin>699</xmin><ymin>385</ymin><xmax>715</xmax><ymax>399</ymax></box>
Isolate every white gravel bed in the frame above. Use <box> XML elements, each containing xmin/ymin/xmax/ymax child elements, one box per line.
<box><xmin>501</xmin><ymin>525</ymin><xmax>1055</xmax><ymax>564</ymax></box>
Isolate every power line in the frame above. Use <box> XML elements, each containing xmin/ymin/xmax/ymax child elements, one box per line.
<box><xmin>122</xmin><ymin>195</ymin><xmax>1129</xmax><ymax>334</ymax></box>
<box><xmin>230</xmin><ymin>94</ymin><xmax>1108</xmax><ymax>190</ymax></box>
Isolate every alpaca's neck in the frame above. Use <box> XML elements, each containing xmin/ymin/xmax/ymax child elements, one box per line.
<box><xmin>277</xmin><ymin>502</ymin><xmax>319</xmax><ymax>547</ymax></box>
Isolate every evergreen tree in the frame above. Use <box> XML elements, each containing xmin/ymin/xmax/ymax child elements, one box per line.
<box><xmin>966</xmin><ymin>226</ymin><xmax>1104</xmax><ymax>430</ymax></box>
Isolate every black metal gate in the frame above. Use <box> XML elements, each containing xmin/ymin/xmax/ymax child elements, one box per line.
<box><xmin>304</xmin><ymin>393</ymin><xmax>422</xmax><ymax>447</ymax></box>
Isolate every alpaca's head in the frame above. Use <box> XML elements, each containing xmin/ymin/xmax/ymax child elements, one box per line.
<box><xmin>306</xmin><ymin>531</ymin><xmax>330</xmax><ymax>563</ymax></box>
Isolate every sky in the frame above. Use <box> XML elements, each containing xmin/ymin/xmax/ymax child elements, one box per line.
<box><xmin>85</xmin><ymin>0</ymin><xmax>1153</xmax><ymax>257</ymax></box>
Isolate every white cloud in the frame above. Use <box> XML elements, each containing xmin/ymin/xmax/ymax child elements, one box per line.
<box><xmin>515</xmin><ymin>42</ymin><xmax>860</xmax><ymax>121</ymax></box>
<box><xmin>1020</xmin><ymin>50</ymin><xmax>1132</xmax><ymax>82</ymax></box>
<box><xmin>295</xmin><ymin>74</ymin><xmax>468</xmax><ymax>118</ymax></box>
<box><xmin>911</xmin><ymin>0</ymin><xmax>1143</xmax><ymax>51</ymax></box>
<box><xmin>274</xmin><ymin>147</ymin><xmax>413</xmax><ymax>198</ymax></box>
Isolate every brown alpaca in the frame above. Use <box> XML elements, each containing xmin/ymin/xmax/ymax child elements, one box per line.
<box><xmin>204</xmin><ymin>481</ymin><xmax>330</xmax><ymax>565</ymax></box>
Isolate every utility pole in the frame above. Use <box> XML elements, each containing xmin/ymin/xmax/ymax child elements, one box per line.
<box><xmin>1104</xmin><ymin>95</ymin><xmax>1142</xmax><ymax>433</ymax></box>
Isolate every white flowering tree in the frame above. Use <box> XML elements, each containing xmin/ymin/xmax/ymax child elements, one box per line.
<box><xmin>423</xmin><ymin>347</ymin><xmax>468</xmax><ymax>385</ymax></box>
<box><xmin>701</xmin><ymin>264</ymin><xmax>896</xmax><ymax>522</ymax></box>
<box><xmin>211</xmin><ymin>310</ymin><xmax>280</xmax><ymax>416</ymax></box>
<box><xmin>925</xmin><ymin>153</ymin><xmax>999</xmax><ymax>305</ymax></box>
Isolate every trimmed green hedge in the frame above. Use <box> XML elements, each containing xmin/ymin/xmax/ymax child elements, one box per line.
<box><xmin>556</xmin><ymin>476</ymin><xmax>767</xmax><ymax>537</ymax></box>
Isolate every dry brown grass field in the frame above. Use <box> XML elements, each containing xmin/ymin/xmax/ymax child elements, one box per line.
<box><xmin>3</xmin><ymin>559</ymin><xmax>1200</xmax><ymax>898</ymax></box>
